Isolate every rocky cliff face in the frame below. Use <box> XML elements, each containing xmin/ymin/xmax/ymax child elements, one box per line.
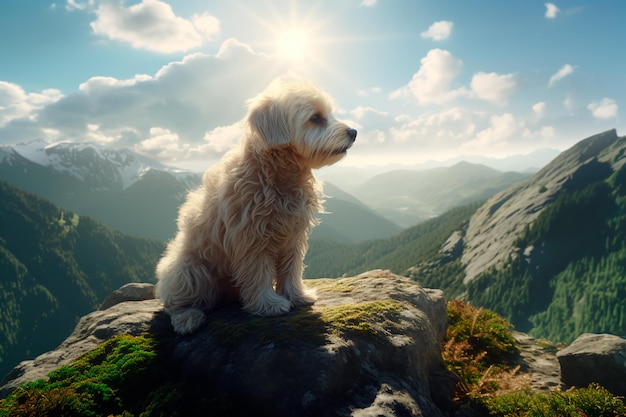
<box><xmin>0</xmin><ymin>270</ymin><xmax>455</xmax><ymax>417</ymax></box>
<box><xmin>461</xmin><ymin>129</ymin><xmax>623</xmax><ymax>282</ymax></box>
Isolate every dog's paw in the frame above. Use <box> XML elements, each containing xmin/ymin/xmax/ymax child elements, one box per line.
<box><xmin>168</xmin><ymin>308</ymin><xmax>207</xmax><ymax>335</ymax></box>
<box><xmin>290</xmin><ymin>290</ymin><xmax>317</xmax><ymax>307</ymax></box>
<box><xmin>247</xmin><ymin>291</ymin><xmax>291</xmax><ymax>317</ymax></box>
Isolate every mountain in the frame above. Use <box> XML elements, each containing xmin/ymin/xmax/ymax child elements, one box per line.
<box><xmin>0</xmin><ymin>140</ymin><xmax>401</xmax><ymax>243</ymax></box>
<box><xmin>352</xmin><ymin>162</ymin><xmax>530</xmax><ymax>227</ymax></box>
<box><xmin>456</xmin><ymin>129</ymin><xmax>626</xmax><ymax>340</ymax></box>
<box><xmin>304</xmin><ymin>203</ymin><xmax>479</xmax><ymax>278</ymax></box>
<box><xmin>0</xmin><ymin>140</ymin><xmax>200</xmax><ymax>240</ymax></box>
<box><xmin>312</xmin><ymin>182</ymin><xmax>403</xmax><ymax>243</ymax></box>
<box><xmin>314</xmin><ymin>148</ymin><xmax>560</xmax><ymax>192</ymax></box>
<box><xmin>0</xmin><ymin>180</ymin><xmax>165</xmax><ymax>378</ymax></box>
<box><xmin>305</xmin><ymin>129</ymin><xmax>626</xmax><ymax>343</ymax></box>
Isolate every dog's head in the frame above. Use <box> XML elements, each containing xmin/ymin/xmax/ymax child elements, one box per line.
<box><xmin>245</xmin><ymin>78</ymin><xmax>357</xmax><ymax>169</ymax></box>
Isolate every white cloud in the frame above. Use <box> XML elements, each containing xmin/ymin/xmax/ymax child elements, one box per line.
<box><xmin>545</xmin><ymin>3</ymin><xmax>560</xmax><ymax>18</ymax></box>
<box><xmin>203</xmin><ymin>123</ymin><xmax>243</xmax><ymax>153</ymax></box>
<box><xmin>349</xmin><ymin>106</ymin><xmax>388</xmax><ymax>121</ymax></box>
<box><xmin>465</xmin><ymin>113</ymin><xmax>523</xmax><ymax>150</ymax></box>
<box><xmin>356</xmin><ymin>86</ymin><xmax>382</xmax><ymax>97</ymax></box>
<box><xmin>470</xmin><ymin>72</ymin><xmax>517</xmax><ymax>105</ymax></box>
<box><xmin>389</xmin><ymin>107</ymin><xmax>486</xmax><ymax>151</ymax></box>
<box><xmin>420</xmin><ymin>21</ymin><xmax>454</xmax><ymax>41</ymax></box>
<box><xmin>360</xmin><ymin>0</ymin><xmax>378</xmax><ymax>7</ymax></box>
<box><xmin>135</xmin><ymin>127</ymin><xmax>181</xmax><ymax>158</ymax></box>
<box><xmin>390</xmin><ymin>49</ymin><xmax>465</xmax><ymax>104</ymax></box>
<box><xmin>0</xmin><ymin>39</ymin><xmax>285</xmax><ymax>157</ymax></box>
<box><xmin>391</xmin><ymin>50</ymin><xmax>517</xmax><ymax>106</ymax></box>
<box><xmin>548</xmin><ymin>64</ymin><xmax>574</xmax><ymax>87</ymax></box>
<box><xmin>539</xmin><ymin>126</ymin><xmax>556</xmax><ymax>138</ymax></box>
<box><xmin>563</xmin><ymin>94</ymin><xmax>574</xmax><ymax>111</ymax></box>
<box><xmin>65</xmin><ymin>0</ymin><xmax>94</xmax><ymax>11</ymax></box>
<box><xmin>588</xmin><ymin>98</ymin><xmax>618</xmax><ymax>119</ymax></box>
<box><xmin>133</xmin><ymin>123</ymin><xmax>243</xmax><ymax>163</ymax></box>
<box><xmin>532</xmin><ymin>102</ymin><xmax>546</xmax><ymax>117</ymax></box>
<box><xmin>0</xmin><ymin>82</ymin><xmax>62</xmax><ymax>126</ymax></box>
<box><xmin>90</xmin><ymin>0</ymin><xmax>220</xmax><ymax>53</ymax></box>
<box><xmin>191</xmin><ymin>13</ymin><xmax>220</xmax><ymax>38</ymax></box>
<box><xmin>78</xmin><ymin>74</ymin><xmax>152</xmax><ymax>92</ymax></box>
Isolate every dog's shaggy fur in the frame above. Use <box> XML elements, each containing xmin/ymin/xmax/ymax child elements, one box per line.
<box><xmin>155</xmin><ymin>79</ymin><xmax>357</xmax><ymax>334</ymax></box>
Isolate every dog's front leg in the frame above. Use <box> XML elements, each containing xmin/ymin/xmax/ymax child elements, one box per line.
<box><xmin>275</xmin><ymin>248</ymin><xmax>316</xmax><ymax>308</ymax></box>
<box><xmin>233</xmin><ymin>254</ymin><xmax>291</xmax><ymax>317</ymax></box>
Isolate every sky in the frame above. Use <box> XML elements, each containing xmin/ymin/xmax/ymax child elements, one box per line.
<box><xmin>0</xmin><ymin>0</ymin><xmax>624</xmax><ymax>170</ymax></box>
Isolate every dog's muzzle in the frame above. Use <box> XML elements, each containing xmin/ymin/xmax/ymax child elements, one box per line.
<box><xmin>333</xmin><ymin>128</ymin><xmax>357</xmax><ymax>155</ymax></box>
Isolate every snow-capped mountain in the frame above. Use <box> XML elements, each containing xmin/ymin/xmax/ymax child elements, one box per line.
<box><xmin>0</xmin><ymin>140</ymin><xmax>201</xmax><ymax>240</ymax></box>
<box><xmin>4</xmin><ymin>139</ymin><xmax>198</xmax><ymax>192</ymax></box>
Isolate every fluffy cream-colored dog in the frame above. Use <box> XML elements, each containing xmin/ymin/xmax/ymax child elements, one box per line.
<box><xmin>155</xmin><ymin>78</ymin><xmax>357</xmax><ymax>334</ymax></box>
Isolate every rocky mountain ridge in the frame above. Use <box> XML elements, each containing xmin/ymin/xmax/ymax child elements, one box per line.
<box><xmin>1</xmin><ymin>139</ymin><xmax>197</xmax><ymax>191</ymax></box>
<box><xmin>461</xmin><ymin>129</ymin><xmax>623</xmax><ymax>282</ymax></box>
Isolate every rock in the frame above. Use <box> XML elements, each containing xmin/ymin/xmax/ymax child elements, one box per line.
<box><xmin>98</xmin><ymin>282</ymin><xmax>156</xmax><ymax>310</ymax></box>
<box><xmin>513</xmin><ymin>332</ymin><xmax>562</xmax><ymax>391</ymax></box>
<box><xmin>0</xmin><ymin>270</ymin><xmax>454</xmax><ymax>416</ymax></box>
<box><xmin>0</xmin><ymin>297</ymin><xmax>162</xmax><ymax>396</ymax></box>
<box><xmin>557</xmin><ymin>333</ymin><xmax>626</xmax><ymax>396</ymax></box>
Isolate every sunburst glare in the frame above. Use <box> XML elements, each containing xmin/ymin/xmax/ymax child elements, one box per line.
<box><xmin>277</xmin><ymin>30</ymin><xmax>309</xmax><ymax>62</ymax></box>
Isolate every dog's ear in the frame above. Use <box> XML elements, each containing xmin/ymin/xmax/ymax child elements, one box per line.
<box><xmin>247</xmin><ymin>100</ymin><xmax>291</xmax><ymax>149</ymax></box>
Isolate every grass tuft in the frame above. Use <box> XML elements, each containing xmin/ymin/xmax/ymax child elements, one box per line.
<box><xmin>481</xmin><ymin>383</ymin><xmax>626</xmax><ymax>417</ymax></box>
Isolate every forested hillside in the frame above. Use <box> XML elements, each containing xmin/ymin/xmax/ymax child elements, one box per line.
<box><xmin>304</xmin><ymin>203</ymin><xmax>479</xmax><ymax>278</ymax></box>
<box><xmin>465</xmin><ymin>163</ymin><xmax>626</xmax><ymax>341</ymax></box>
<box><xmin>0</xmin><ymin>181</ymin><xmax>164</xmax><ymax>378</ymax></box>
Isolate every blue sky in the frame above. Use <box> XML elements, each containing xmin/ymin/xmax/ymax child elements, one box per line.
<box><xmin>0</xmin><ymin>0</ymin><xmax>624</xmax><ymax>169</ymax></box>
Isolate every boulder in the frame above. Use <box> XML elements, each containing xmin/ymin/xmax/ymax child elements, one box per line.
<box><xmin>557</xmin><ymin>333</ymin><xmax>626</xmax><ymax>396</ymax></box>
<box><xmin>97</xmin><ymin>282</ymin><xmax>156</xmax><ymax>310</ymax></box>
<box><xmin>0</xmin><ymin>270</ymin><xmax>453</xmax><ymax>416</ymax></box>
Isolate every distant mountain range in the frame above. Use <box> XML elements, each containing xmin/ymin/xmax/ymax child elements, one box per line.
<box><xmin>351</xmin><ymin>162</ymin><xmax>531</xmax><ymax>227</ymax></box>
<box><xmin>0</xmin><ymin>180</ymin><xmax>164</xmax><ymax>378</ymax></box>
<box><xmin>0</xmin><ymin>140</ymin><xmax>199</xmax><ymax>240</ymax></box>
<box><xmin>316</xmin><ymin>147</ymin><xmax>560</xmax><ymax>192</ymax></box>
<box><xmin>0</xmin><ymin>140</ymin><xmax>403</xmax><ymax>243</ymax></box>
<box><xmin>306</xmin><ymin>129</ymin><xmax>626</xmax><ymax>343</ymax></box>
<box><xmin>2</xmin><ymin>140</ymin><xmax>529</xmax><ymax>243</ymax></box>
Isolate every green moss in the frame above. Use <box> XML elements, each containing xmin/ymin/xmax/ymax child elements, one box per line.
<box><xmin>481</xmin><ymin>383</ymin><xmax>626</xmax><ymax>417</ymax></box>
<box><xmin>304</xmin><ymin>278</ymin><xmax>356</xmax><ymax>293</ymax></box>
<box><xmin>207</xmin><ymin>300</ymin><xmax>404</xmax><ymax>347</ymax></box>
<box><xmin>320</xmin><ymin>300</ymin><xmax>403</xmax><ymax>337</ymax></box>
<box><xmin>0</xmin><ymin>334</ymin><xmax>160</xmax><ymax>417</ymax></box>
<box><xmin>208</xmin><ymin>308</ymin><xmax>328</xmax><ymax>346</ymax></box>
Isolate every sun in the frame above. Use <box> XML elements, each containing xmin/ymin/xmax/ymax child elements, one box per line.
<box><xmin>238</xmin><ymin>2</ymin><xmax>348</xmax><ymax>74</ymax></box>
<box><xmin>277</xmin><ymin>30</ymin><xmax>309</xmax><ymax>62</ymax></box>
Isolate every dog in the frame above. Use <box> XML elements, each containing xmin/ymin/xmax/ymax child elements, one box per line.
<box><xmin>155</xmin><ymin>78</ymin><xmax>357</xmax><ymax>334</ymax></box>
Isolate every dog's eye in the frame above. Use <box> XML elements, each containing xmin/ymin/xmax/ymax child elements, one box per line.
<box><xmin>309</xmin><ymin>113</ymin><xmax>325</xmax><ymax>125</ymax></box>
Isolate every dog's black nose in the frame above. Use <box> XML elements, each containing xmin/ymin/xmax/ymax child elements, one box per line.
<box><xmin>347</xmin><ymin>128</ymin><xmax>357</xmax><ymax>141</ymax></box>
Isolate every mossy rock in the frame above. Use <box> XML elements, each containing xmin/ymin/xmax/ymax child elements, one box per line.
<box><xmin>206</xmin><ymin>299</ymin><xmax>404</xmax><ymax>347</ymax></box>
<box><xmin>0</xmin><ymin>335</ymin><xmax>162</xmax><ymax>417</ymax></box>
